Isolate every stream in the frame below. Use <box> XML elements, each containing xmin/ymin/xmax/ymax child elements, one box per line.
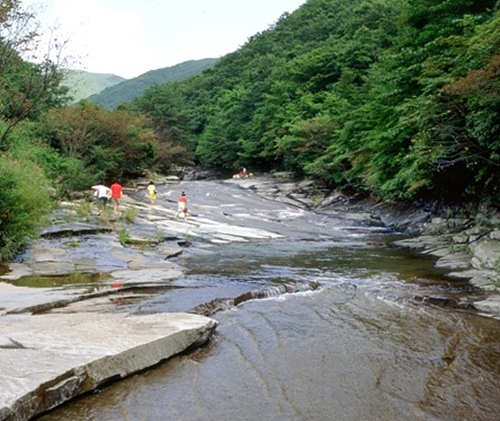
<box><xmin>35</xmin><ymin>180</ymin><xmax>500</xmax><ymax>421</ymax></box>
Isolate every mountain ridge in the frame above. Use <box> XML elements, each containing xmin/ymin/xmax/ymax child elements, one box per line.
<box><xmin>62</xmin><ymin>70</ymin><xmax>126</xmax><ymax>103</ymax></box>
<box><xmin>86</xmin><ymin>58</ymin><xmax>218</xmax><ymax>109</ymax></box>
<box><xmin>63</xmin><ymin>58</ymin><xmax>218</xmax><ymax>108</ymax></box>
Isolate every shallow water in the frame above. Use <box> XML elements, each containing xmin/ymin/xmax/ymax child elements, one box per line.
<box><xmin>36</xmin><ymin>180</ymin><xmax>500</xmax><ymax>421</ymax></box>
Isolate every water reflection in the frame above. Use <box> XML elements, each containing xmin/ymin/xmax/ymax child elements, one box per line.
<box><xmin>37</xmin><ymin>284</ymin><xmax>500</xmax><ymax>421</ymax></box>
<box><xmin>32</xmin><ymin>181</ymin><xmax>500</xmax><ymax>421</ymax></box>
<box><xmin>3</xmin><ymin>272</ymin><xmax>111</xmax><ymax>288</ymax></box>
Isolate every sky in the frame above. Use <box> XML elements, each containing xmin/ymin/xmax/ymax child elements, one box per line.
<box><xmin>23</xmin><ymin>0</ymin><xmax>307</xmax><ymax>79</ymax></box>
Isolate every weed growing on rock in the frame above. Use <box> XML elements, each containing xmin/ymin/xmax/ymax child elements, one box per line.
<box><xmin>122</xmin><ymin>206</ymin><xmax>137</xmax><ymax>223</ymax></box>
<box><xmin>76</xmin><ymin>201</ymin><xmax>92</xmax><ymax>217</ymax></box>
<box><xmin>118</xmin><ymin>228</ymin><xmax>131</xmax><ymax>246</ymax></box>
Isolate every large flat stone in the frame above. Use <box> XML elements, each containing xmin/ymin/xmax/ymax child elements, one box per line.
<box><xmin>474</xmin><ymin>295</ymin><xmax>500</xmax><ymax>318</ymax></box>
<box><xmin>0</xmin><ymin>282</ymin><xmax>87</xmax><ymax>316</ymax></box>
<box><xmin>0</xmin><ymin>312</ymin><xmax>217</xmax><ymax>421</ymax></box>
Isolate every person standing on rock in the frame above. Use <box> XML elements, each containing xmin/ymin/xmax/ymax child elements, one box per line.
<box><xmin>110</xmin><ymin>180</ymin><xmax>123</xmax><ymax>215</ymax></box>
<box><xmin>174</xmin><ymin>191</ymin><xmax>188</xmax><ymax>219</ymax></box>
<box><xmin>147</xmin><ymin>181</ymin><xmax>157</xmax><ymax>205</ymax></box>
<box><xmin>91</xmin><ymin>184</ymin><xmax>112</xmax><ymax>216</ymax></box>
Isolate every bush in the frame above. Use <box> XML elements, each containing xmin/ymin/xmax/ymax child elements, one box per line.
<box><xmin>0</xmin><ymin>154</ymin><xmax>54</xmax><ymax>262</ymax></box>
<box><xmin>5</xmin><ymin>121</ymin><xmax>98</xmax><ymax>195</ymax></box>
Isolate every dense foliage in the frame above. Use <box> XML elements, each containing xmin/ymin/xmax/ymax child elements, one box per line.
<box><xmin>133</xmin><ymin>0</ymin><xmax>500</xmax><ymax>200</ymax></box>
<box><xmin>0</xmin><ymin>147</ymin><xmax>54</xmax><ymax>261</ymax></box>
<box><xmin>0</xmin><ymin>0</ymin><xmax>63</xmax><ymax>261</ymax></box>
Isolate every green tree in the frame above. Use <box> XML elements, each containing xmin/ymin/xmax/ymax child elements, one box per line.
<box><xmin>38</xmin><ymin>102</ymin><xmax>186</xmax><ymax>186</ymax></box>
<box><xmin>0</xmin><ymin>0</ymin><xmax>69</xmax><ymax>147</ymax></box>
<box><xmin>131</xmin><ymin>0</ymin><xmax>500</xmax><ymax>201</ymax></box>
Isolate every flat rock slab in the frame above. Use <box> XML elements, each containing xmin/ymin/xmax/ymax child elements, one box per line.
<box><xmin>0</xmin><ymin>312</ymin><xmax>217</xmax><ymax>421</ymax></box>
<box><xmin>0</xmin><ymin>282</ymin><xmax>88</xmax><ymax>316</ymax></box>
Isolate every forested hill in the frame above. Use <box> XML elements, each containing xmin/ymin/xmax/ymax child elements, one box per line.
<box><xmin>63</xmin><ymin>70</ymin><xmax>125</xmax><ymax>103</ymax></box>
<box><xmin>87</xmin><ymin>58</ymin><xmax>218</xmax><ymax>109</ymax></box>
<box><xmin>132</xmin><ymin>0</ymin><xmax>500</xmax><ymax>202</ymax></box>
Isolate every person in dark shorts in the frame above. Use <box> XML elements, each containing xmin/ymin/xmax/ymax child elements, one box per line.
<box><xmin>91</xmin><ymin>184</ymin><xmax>112</xmax><ymax>216</ymax></box>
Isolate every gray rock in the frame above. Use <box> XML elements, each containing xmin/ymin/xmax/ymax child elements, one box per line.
<box><xmin>0</xmin><ymin>312</ymin><xmax>217</xmax><ymax>421</ymax></box>
<box><xmin>435</xmin><ymin>253</ymin><xmax>471</xmax><ymax>270</ymax></box>
<box><xmin>474</xmin><ymin>295</ymin><xmax>500</xmax><ymax>317</ymax></box>
<box><xmin>470</xmin><ymin>239</ymin><xmax>500</xmax><ymax>270</ymax></box>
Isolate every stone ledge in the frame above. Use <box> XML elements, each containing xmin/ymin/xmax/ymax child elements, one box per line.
<box><xmin>0</xmin><ymin>312</ymin><xmax>217</xmax><ymax>421</ymax></box>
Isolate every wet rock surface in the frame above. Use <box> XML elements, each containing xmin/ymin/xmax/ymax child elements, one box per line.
<box><xmin>2</xmin><ymin>175</ymin><xmax>500</xmax><ymax>420</ymax></box>
<box><xmin>381</xmin><ymin>213</ymin><xmax>500</xmax><ymax>317</ymax></box>
<box><xmin>0</xmin><ymin>180</ymin><xmax>284</xmax><ymax>421</ymax></box>
<box><xmin>231</xmin><ymin>175</ymin><xmax>500</xmax><ymax>318</ymax></box>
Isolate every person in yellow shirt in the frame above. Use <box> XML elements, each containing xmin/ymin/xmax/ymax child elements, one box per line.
<box><xmin>147</xmin><ymin>181</ymin><xmax>157</xmax><ymax>205</ymax></box>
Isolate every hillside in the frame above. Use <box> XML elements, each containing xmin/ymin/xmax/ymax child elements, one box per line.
<box><xmin>133</xmin><ymin>0</ymin><xmax>500</xmax><ymax>201</ymax></box>
<box><xmin>62</xmin><ymin>70</ymin><xmax>125</xmax><ymax>103</ymax></box>
<box><xmin>86</xmin><ymin>58</ymin><xmax>218</xmax><ymax>109</ymax></box>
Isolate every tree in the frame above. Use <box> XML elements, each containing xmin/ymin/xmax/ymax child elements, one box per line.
<box><xmin>38</xmin><ymin>102</ymin><xmax>186</xmax><ymax>185</ymax></box>
<box><xmin>0</xmin><ymin>0</ymin><xmax>69</xmax><ymax>148</ymax></box>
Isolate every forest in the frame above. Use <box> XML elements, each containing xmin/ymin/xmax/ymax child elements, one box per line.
<box><xmin>1</xmin><ymin>0</ymin><xmax>500</xmax><ymax>261</ymax></box>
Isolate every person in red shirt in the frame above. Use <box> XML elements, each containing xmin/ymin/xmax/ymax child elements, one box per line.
<box><xmin>174</xmin><ymin>191</ymin><xmax>188</xmax><ymax>219</ymax></box>
<box><xmin>109</xmin><ymin>181</ymin><xmax>123</xmax><ymax>215</ymax></box>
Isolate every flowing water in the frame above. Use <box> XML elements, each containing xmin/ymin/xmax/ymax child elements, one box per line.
<box><xmin>36</xmin><ymin>181</ymin><xmax>500</xmax><ymax>421</ymax></box>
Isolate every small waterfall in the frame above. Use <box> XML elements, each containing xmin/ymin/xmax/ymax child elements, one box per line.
<box><xmin>189</xmin><ymin>281</ymin><xmax>320</xmax><ymax>316</ymax></box>
<box><xmin>188</xmin><ymin>297</ymin><xmax>235</xmax><ymax>317</ymax></box>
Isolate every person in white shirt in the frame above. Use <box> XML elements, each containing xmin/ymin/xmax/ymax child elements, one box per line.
<box><xmin>91</xmin><ymin>184</ymin><xmax>112</xmax><ymax>216</ymax></box>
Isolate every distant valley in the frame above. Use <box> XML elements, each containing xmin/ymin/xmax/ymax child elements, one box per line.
<box><xmin>62</xmin><ymin>58</ymin><xmax>218</xmax><ymax>109</ymax></box>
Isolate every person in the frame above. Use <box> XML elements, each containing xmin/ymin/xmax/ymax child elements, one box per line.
<box><xmin>235</xmin><ymin>167</ymin><xmax>248</xmax><ymax>179</ymax></box>
<box><xmin>109</xmin><ymin>180</ymin><xmax>123</xmax><ymax>215</ymax></box>
<box><xmin>174</xmin><ymin>191</ymin><xmax>188</xmax><ymax>219</ymax></box>
<box><xmin>147</xmin><ymin>181</ymin><xmax>157</xmax><ymax>205</ymax></box>
<box><xmin>91</xmin><ymin>184</ymin><xmax>112</xmax><ymax>216</ymax></box>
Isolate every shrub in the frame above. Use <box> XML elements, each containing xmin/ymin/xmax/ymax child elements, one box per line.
<box><xmin>5</xmin><ymin>121</ymin><xmax>98</xmax><ymax>194</ymax></box>
<box><xmin>0</xmin><ymin>154</ymin><xmax>54</xmax><ymax>262</ymax></box>
<box><xmin>121</xmin><ymin>206</ymin><xmax>137</xmax><ymax>223</ymax></box>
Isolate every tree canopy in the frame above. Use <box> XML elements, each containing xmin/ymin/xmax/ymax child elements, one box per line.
<box><xmin>133</xmin><ymin>0</ymin><xmax>500</xmax><ymax>200</ymax></box>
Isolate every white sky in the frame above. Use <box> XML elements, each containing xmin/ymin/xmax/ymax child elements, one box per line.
<box><xmin>23</xmin><ymin>0</ymin><xmax>307</xmax><ymax>79</ymax></box>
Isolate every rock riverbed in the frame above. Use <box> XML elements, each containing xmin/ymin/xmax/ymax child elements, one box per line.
<box><xmin>0</xmin><ymin>178</ymin><xmax>283</xmax><ymax>421</ymax></box>
<box><xmin>230</xmin><ymin>175</ymin><xmax>500</xmax><ymax>318</ymax></box>
<box><xmin>1</xmin><ymin>174</ymin><xmax>500</xmax><ymax>420</ymax></box>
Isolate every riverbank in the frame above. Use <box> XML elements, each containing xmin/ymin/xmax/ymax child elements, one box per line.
<box><xmin>227</xmin><ymin>174</ymin><xmax>500</xmax><ymax>319</ymax></box>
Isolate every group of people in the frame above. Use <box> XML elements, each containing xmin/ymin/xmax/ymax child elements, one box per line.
<box><xmin>233</xmin><ymin>167</ymin><xmax>252</xmax><ymax>179</ymax></box>
<box><xmin>92</xmin><ymin>180</ymin><xmax>188</xmax><ymax>219</ymax></box>
<box><xmin>146</xmin><ymin>181</ymin><xmax>188</xmax><ymax>218</ymax></box>
<box><xmin>91</xmin><ymin>181</ymin><xmax>123</xmax><ymax>216</ymax></box>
